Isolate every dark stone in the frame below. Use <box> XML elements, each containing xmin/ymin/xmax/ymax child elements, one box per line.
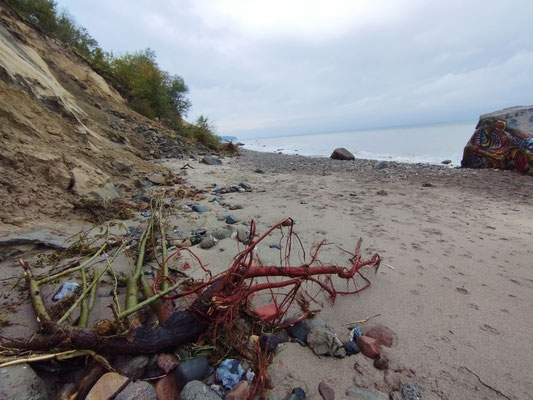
<box><xmin>318</xmin><ymin>382</ymin><xmax>335</xmax><ymax>400</ymax></box>
<box><xmin>259</xmin><ymin>334</ymin><xmax>279</xmax><ymax>352</ymax></box>
<box><xmin>342</xmin><ymin>341</ymin><xmax>360</xmax><ymax>355</ymax></box>
<box><xmin>225</xmin><ymin>215</ymin><xmax>240</xmax><ymax>224</ymax></box>
<box><xmin>373</xmin><ymin>355</ymin><xmax>389</xmax><ymax>370</ymax></box>
<box><xmin>291</xmin><ymin>387</ymin><xmax>306</xmax><ymax>400</ymax></box>
<box><xmin>254</xmin><ymin>168</ymin><xmax>265</xmax><ymax>174</ymax></box>
<box><xmin>239</xmin><ymin>182</ymin><xmax>251</xmax><ymax>191</ymax></box>
<box><xmin>330</xmin><ymin>148</ymin><xmax>355</xmax><ymax>161</ymax></box>
<box><xmin>114</xmin><ymin>355</ymin><xmax>149</xmax><ymax>380</ymax></box>
<box><xmin>373</xmin><ymin>161</ymin><xmax>388</xmax><ymax>169</ymax></box>
<box><xmin>284</xmin><ymin>319</ymin><xmax>308</xmax><ymax>343</ymax></box>
<box><xmin>441</xmin><ymin>159</ymin><xmax>452</xmax><ymax>164</ymax></box>
<box><xmin>174</xmin><ymin>356</ymin><xmax>210</xmax><ymax>389</ymax></box>
<box><xmin>192</xmin><ymin>204</ymin><xmax>209</xmax><ymax>213</ymax></box>
<box><xmin>200</xmin><ymin>235</ymin><xmax>217</xmax><ymax>249</ymax></box>
<box><xmin>201</xmin><ymin>156</ymin><xmax>223</xmax><ymax>165</ymax></box>
<box><xmin>115</xmin><ymin>380</ymin><xmax>156</xmax><ymax>400</ymax></box>
<box><xmin>269</xmin><ymin>244</ymin><xmax>281</xmax><ymax>250</ymax></box>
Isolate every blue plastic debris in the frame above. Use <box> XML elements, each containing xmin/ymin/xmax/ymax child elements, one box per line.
<box><xmin>52</xmin><ymin>282</ymin><xmax>80</xmax><ymax>302</ymax></box>
<box><xmin>349</xmin><ymin>326</ymin><xmax>362</xmax><ymax>341</ymax></box>
<box><xmin>141</xmin><ymin>211</ymin><xmax>151</xmax><ymax>217</ymax></box>
<box><xmin>216</xmin><ymin>359</ymin><xmax>245</xmax><ymax>390</ymax></box>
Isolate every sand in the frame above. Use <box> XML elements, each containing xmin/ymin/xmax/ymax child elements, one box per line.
<box><xmin>1</xmin><ymin>150</ymin><xmax>532</xmax><ymax>399</ymax></box>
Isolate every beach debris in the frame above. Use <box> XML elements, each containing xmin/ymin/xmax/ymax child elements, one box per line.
<box><xmin>349</xmin><ymin>326</ymin><xmax>362</xmax><ymax>340</ymax></box>
<box><xmin>180</xmin><ymin>381</ymin><xmax>220</xmax><ymax>400</ymax></box>
<box><xmin>400</xmin><ymin>382</ymin><xmax>421</xmax><ymax>400</ymax></box>
<box><xmin>269</xmin><ymin>243</ymin><xmax>281</xmax><ymax>250</ymax></box>
<box><xmin>373</xmin><ymin>161</ymin><xmax>388</xmax><ymax>170</ymax></box>
<box><xmin>318</xmin><ymin>382</ymin><xmax>335</xmax><ymax>400</ymax></box>
<box><xmin>330</xmin><ymin>148</ymin><xmax>355</xmax><ymax>161</ymax></box>
<box><xmin>356</xmin><ymin>336</ymin><xmax>381</xmax><ymax>359</ymax></box>
<box><xmin>201</xmin><ymin>156</ymin><xmax>223</xmax><ymax>165</ymax></box>
<box><xmin>216</xmin><ymin>359</ymin><xmax>245</xmax><ymax>390</ymax></box>
<box><xmin>52</xmin><ymin>282</ymin><xmax>80</xmax><ymax>302</ymax></box>
<box><xmin>175</xmin><ymin>356</ymin><xmax>211</xmax><ymax>389</ymax></box>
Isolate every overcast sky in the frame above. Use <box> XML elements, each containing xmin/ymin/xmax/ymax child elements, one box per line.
<box><xmin>56</xmin><ymin>0</ymin><xmax>533</xmax><ymax>138</ymax></box>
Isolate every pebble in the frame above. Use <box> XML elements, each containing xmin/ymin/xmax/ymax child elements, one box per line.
<box><xmin>260</xmin><ymin>334</ymin><xmax>279</xmax><ymax>352</ymax></box>
<box><xmin>290</xmin><ymin>387</ymin><xmax>307</xmax><ymax>400</ymax></box>
<box><xmin>284</xmin><ymin>319</ymin><xmax>308</xmax><ymax>343</ymax></box>
<box><xmin>200</xmin><ymin>235</ymin><xmax>217</xmax><ymax>249</ymax></box>
<box><xmin>114</xmin><ymin>354</ymin><xmax>149</xmax><ymax>380</ymax></box>
<box><xmin>192</xmin><ymin>204</ymin><xmax>209</xmax><ymax>213</ymax></box>
<box><xmin>86</xmin><ymin>372</ymin><xmax>129</xmax><ymax>400</ymax></box>
<box><xmin>364</xmin><ymin>324</ymin><xmax>396</xmax><ymax>347</ymax></box>
<box><xmin>180</xmin><ymin>380</ymin><xmax>221</xmax><ymax>400</ymax></box>
<box><xmin>211</xmin><ymin>227</ymin><xmax>232</xmax><ymax>240</ymax></box>
<box><xmin>226</xmin><ymin>215</ymin><xmax>240</xmax><ymax>224</ymax></box>
<box><xmin>226</xmin><ymin>381</ymin><xmax>251</xmax><ymax>400</ymax></box>
<box><xmin>155</xmin><ymin>374</ymin><xmax>179</xmax><ymax>400</ymax></box>
<box><xmin>318</xmin><ymin>382</ymin><xmax>335</xmax><ymax>400</ymax></box>
<box><xmin>175</xmin><ymin>356</ymin><xmax>210</xmax><ymax>389</ymax></box>
<box><xmin>115</xmin><ymin>380</ymin><xmax>156</xmax><ymax>400</ymax></box>
<box><xmin>373</xmin><ymin>161</ymin><xmax>388</xmax><ymax>170</ymax></box>
<box><xmin>373</xmin><ymin>354</ymin><xmax>389</xmax><ymax>370</ymax></box>
<box><xmin>356</xmin><ymin>336</ymin><xmax>381</xmax><ymax>359</ymax></box>
<box><xmin>307</xmin><ymin>327</ymin><xmax>346</xmax><ymax>357</ymax></box>
<box><xmin>201</xmin><ymin>156</ymin><xmax>223</xmax><ymax>165</ymax></box>
<box><xmin>342</xmin><ymin>341</ymin><xmax>360</xmax><ymax>355</ymax></box>
<box><xmin>156</xmin><ymin>353</ymin><xmax>180</xmax><ymax>373</ymax></box>
<box><xmin>400</xmin><ymin>383</ymin><xmax>421</xmax><ymax>400</ymax></box>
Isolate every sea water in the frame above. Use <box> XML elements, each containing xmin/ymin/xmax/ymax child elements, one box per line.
<box><xmin>240</xmin><ymin>121</ymin><xmax>476</xmax><ymax>166</ymax></box>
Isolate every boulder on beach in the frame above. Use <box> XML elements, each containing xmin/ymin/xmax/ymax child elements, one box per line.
<box><xmin>461</xmin><ymin>106</ymin><xmax>533</xmax><ymax>175</ymax></box>
<box><xmin>330</xmin><ymin>148</ymin><xmax>355</xmax><ymax>161</ymax></box>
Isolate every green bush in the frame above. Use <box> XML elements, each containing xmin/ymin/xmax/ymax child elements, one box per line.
<box><xmin>181</xmin><ymin>116</ymin><xmax>221</xmax><ymax>149</ymax></box>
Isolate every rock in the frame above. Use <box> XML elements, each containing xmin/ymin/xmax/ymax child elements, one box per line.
<box><xmin>211</xmin><ymin>227</ymin><xmax>232</xmax><ymax>240</ymax></box>
<box><xmin>356</xmin><ymin>336</ymin><xmax>381</xmax><ymax>359</ymax></box>
<box><xmin>254</xmin><ymin>168</ymin><xmax>265</xmax><ymax>174</ymax></box>
<box><xmin>0</xmin><ymin>229</ymin><xmax>69</xmax><ymax>251</ymax></box>
<box><xmin>236</xmin><ymin>227</ymin><xmax>250</xmax><ymax>243</ymax></box>
<box><xmin>441</xmin><ymin>159</ymin><xmax>452</xmax><ymax>165</ymax></box>
<box><xmin>216</xmin><ymin>359</ymin><xmax>245</xmax><ymax>389</ymax></box>
<box><xmin>192</xmin><ymin>204</ymin><xmax>209</xmax><ymax>213</ymax></box>
<box><xmin>373</xmin><ymin>161</ymin><xmax>388</xmax><ymax>170</ymax></box>
<box><xmin>148</xmin><ymin>173</ymin><xmax>166</xmax><ymax>185</ymax></box>
<box><xmin>376</xmin><ymin>190</ymin><xmax>388</xmax><ymax>196</ymax></box>
<box><xmin>201</xmin><ymin>156</ymin><xmax>223</xmax><ymax>165</ymax></box>
<box><xmin>113</xmin><ymin>160</ymin><xmax>133</xmax><ymax>173</ymax></box>
<box><xmin>461</xmin><ymin>105</ymin><xmax>533</xmax><ymax>174</ymax></box>
<box><xmin>318</xmin><ymin>382</ymin><xmax>335</xmax><ymax>400</ymax></box>
<box><xmin>175</xmin><ymin>356</ymin><xmax>210</xmax><ymax>389</ymax></box>
<box><xmin>290</xmin><ymin>387</ymin><xmax>307</xmax><ymax>400</ymax></box>
<box><xmin>330</xmin><ymin>148</ymin><xmax>355</xmax><ymax>161</ymax></box>
<box><xmin>155</xmin><ymin>374</ymin><xmax>179</xmax><ymax>400</ymax></box>
<box><xmin>260</xmin><ymin>334</ymin><xmax>279</xmax><ymax>352</ymax></box>
<box><xmin>373</xmin><ymin>354</ymin><xmax>389</xmax><ymax>370</ymax></box>
<box><xmin>0</xmin><ymin>364</ymin><xmax>48</xmax><ymax>400</ymax></box>
<box><xmin>364</xmin><ymin>324</ymin><xmax>396</xmax><ymax>347</ymax></box>
<box><xmin>342</xmin><ymin>341</ymin><xmax>360</xmax><ymax>355</ymax></box>
<box><xmin>400</xmin><ymin>383</ymin><xmax>421</xmax><ymax>400</ymax></box>
<box><xmin>157</xmin><ymin>353</ymin><xmax>180</xmax><ymax>373</ymax></box>
<box><xmin>200</xmin><ymin>235</ymin><xmax>217</xmax><ymax>249</ymax></box>
<box><xmin>115</xmin><ymin>380</ymin><xmax>156</xmax><ymax>400</ymax></box>
<box><xmin>114</xmin><ymin>354</ymin><xmax>149</xmax><ymax>380</ymax></box>
<box><xmin>253</xmin><ymin>304</ymin><xmax>279</xmax><ymax>322</ymax></box>
<box><xmin>86</xmin><ymin>372</ymin><xmax>129</xmax><ymax>400</ymax></box>
<box><xmin>226</xmin><ymin>381</ymin><xmax>251</xmax><ymax>400</ymax></box>
<box><xmin>284</xmin><ymin>319</ymin><xmax>308</xmax><ymax>343</ymax></box>
<box><xmin>345</xmin><ymin>387</ymin><xmax>388</xmax><ymax>400</ymax></box>
<box><xmin>239</xmin><ymin>182</ymin><xmax>252</xmax><ymax>191</ymax></box>
<box><xmin>307</xmin><ymin>327</ymin><xmax>346</xmax><ymax>357</ymax></box>
<box><xmin>225</xmin><ymin>215</ymin><xmax>240</xmax><ymax>224</ymax></box>
<box><xmin>180</xmin><ymin>381</ymin><xmax>220</xmax><ymax>400</ymax></box>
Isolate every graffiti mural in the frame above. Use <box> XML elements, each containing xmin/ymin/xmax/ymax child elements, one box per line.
<box><xmin>462</xmin><ymin>107</ymin><xmax>533</xmax><ymax>175</ymax></box>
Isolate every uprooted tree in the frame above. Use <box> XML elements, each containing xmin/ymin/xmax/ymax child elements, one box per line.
<box><xmin>2</xmin><ymin>203</ymin><xmax>380</xmax><ymax>398</ymax></box>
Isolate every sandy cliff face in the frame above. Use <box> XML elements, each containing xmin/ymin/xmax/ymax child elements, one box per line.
<box><xmin>0</xmin><ymin>4</ymin><xmax>191</xmax><ymax>226</ymax></box>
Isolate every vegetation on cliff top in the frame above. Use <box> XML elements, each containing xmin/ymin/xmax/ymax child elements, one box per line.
<box><xmin>6</xmin><ymin>0</ymin><xmax>221</xmax><ymax>148</ymax></box>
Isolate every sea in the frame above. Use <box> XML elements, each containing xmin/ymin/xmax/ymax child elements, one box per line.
<box><xmin>239</xmin><ymin>120</ymin><xmax>476</xmax><ymax>166</ymax></box>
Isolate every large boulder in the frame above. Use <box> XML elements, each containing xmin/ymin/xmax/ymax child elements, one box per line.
<box><xmin>330</xmin><ymin>148</ymin><xmax>355</xmax><ymax>161</ymax></box>
<box><xmin>462</xmin><ymin>106</ymin><xmax>533</xmax><ymax>174</ymax></box>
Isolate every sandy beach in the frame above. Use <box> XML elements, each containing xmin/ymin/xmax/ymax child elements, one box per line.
<box><xmin>1</xmin><ymin>149</ymin><xmax>532</xmax><ymax>399</ymax></box>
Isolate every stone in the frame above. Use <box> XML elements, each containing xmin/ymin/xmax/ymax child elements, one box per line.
<box><xmin>113</xmin><ymin>160</ymin><xmax>133</xmax><ymax>173</ymax></box>
<box><xmin>253</xmin><ymin>304</ymin><xmax>279</xmax><ymax>322</ymax></box>
<box><xmin>330</xmin><ymin>148</ymin><xmax>355</xmax><ymax>161</ymax></box>
<box><xmin>175</xmin><ymin>356</ymin><xmax>210</xmax><ymax>389</ymax></box>
<box><xmin>318</xmin><ymin>381</ymin><xmax>335</xmax><ymax>400</ymax></box>
<box><xmin>180</xmin><ymin>381</ymin><xmax>220</xmax><ymax>400</ymax></box>
<box><xmin>201</xmin><ymin>156</ymin><xmax>223</xmax><ymax>165</ymax></box>
<box><xmin>115</xmin><ymin>380</ymin><xmax>156</xmax><ymax>400</ymax></box>
<box><xmin>441</xmin><ymin>159</ymin><xmax>452</xmax><ymax>165</ymax></box>
<box><xmin>345</xmin><ymin>387</ymin><xmax>388</xmax><ymax>400</ymax></box>
<box><xmin>225</xmin><ymin>215</ymin><xmax>240</xmax><ymax>224</ymax></box>
<box><xmin>192</xmin><ymin>204</ymin><xmax>209</xmax><ymax>213</ymax></box>
<box><xmin>200</xmin><ymin>235</ymin><xmax>217</xmax><ymax>249</ymax></box>
<box><xmin>373</xmin><ymin>161</ymin><xmax>388</xmax><ymax>170</ymax></box>
<box><xmin>236</xmin><ymin>227</ymin><xmax>250</xmax><ymax>243</ymax></box>
<box><xmin>343</xmin><ymin>341</ymin><xmax>360</xmax><ymax>355</ymax></box>
<box><xmin>0</xmin><ymin>364</ymin><xmax>48</xmax><ymax>400</ymax></box>
<box><xmin>0</xmin><ymin>229</ymin><xmax>69</xmax><ymax>251</ymax></box>
<box><xmin>157</xmin><ymin>353</ymin><xmax>180</xmax><ymax>374</ymax></box>
<box><xmin>260</xmin><ymin>334</ymin><xmax>279</xmax><ymax>352</ymax></box>
<box><xmin>400</xmin><ymin>383</ymin><xmax>421</xmax><ymax>400</ymax></box>
<box><xmin>364</xmin><ymin>324</ymin><xmax>396</xmax><ymax>347</ymax></box>
<box><xmin>148</xmin><ymin>173</ymin><xmax>166</xmax><ymax>185</ymax></box>
<box><xmin>284</xmin><ymin>319</ymin><xmax>309</xmax><ymax>343</ymax></box>
<box><xmin>254</xmin><ymin>168</ymin><xmax>265</xmax><ymax>173</ymax></box>
<box><xmin>114</xmin><ymin>354</ymin><xmax>149</xmax><ymax>380</ymax></box>
<box><xmin>291</xmin><ymin>387</ymin><xmax>307</xmax><ymax>400</ymax></box>
<box><xmin>86</xmin><ymin>372</ymin><xmax>129</xmax><ymax>400</ymax></box>
<box><xmin>373</xmin><ymin>355</ymin><xmax>389</xmax><ymax>370</ymax></box>
<box><xmin>211</xmin><ymin>227</ymin><xmax>232</xmax><ymax>240</ymax></box>
<box><xmin>226</xmin><ymin>381</ymin><xmax>251</xmax><ymax>400</ymax></box>
<box><xmin>307</xmin><ymin>327</ymin><xmax>346</xmax><ymax>358</ymax></box>
<box><xmin>239</xmin><ymin>182</ymin><xmax>252</xmax><ymax>190</ymax></box>
<box><xmin>155</xmin><ymin>375</ymin><xmax>179</xmax><ymax>400</ymax></box>
<box><xmin>461</xmin><ymin>105</ymin><xmax>533</xmax><ymax>174</ymax></box>
<box><xmin>356</xmin><ymin>336</ymin><xmax>381</xmax><ymax>359</ymax></box>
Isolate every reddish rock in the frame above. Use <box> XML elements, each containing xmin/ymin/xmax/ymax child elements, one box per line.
<box><xmin>226</xmin><ymin>381</ymin><xmax>251</xmax><ymax>400</ymax></box>
<box><xmin>265</xmin><ymin>372</ymin><xmax>275</xmax><ymax>389</ymax></box>
<box><xmin>253</xmin><ymin>304</ymin><xmax>279</xmax><ymax>322</ymax></box>
<box><xmin>318</xmin><ymin>381</ymin><xmax>335</xmax><ymax>400</ymax></box>
<box><xmin>86</xmin><ymin>372</ymin><xmax>129</xmax><ymax>400</ymax></box>
<box><xmin>373</xmin><ymin>354</ymin><xmax>389</xmax><ymax>370</ymax></box>
<box><xmin>356</xmin><ymin>336</ymin><xmax>381</xmax><ymax>359</ymax></box>
<box><xmin>156</xmin><ymin>354</ymin><xmax>180</xmax><ymax>374</ymax></box>
<box><xmin>364</xmin><ymin>324</ymin><xmax>396</xmax><ymax>347</ymax></box>
<box><xmin>155</xmin><ymin>374</ymin><xmax>179</xmax><ymax>400</ymax></box>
